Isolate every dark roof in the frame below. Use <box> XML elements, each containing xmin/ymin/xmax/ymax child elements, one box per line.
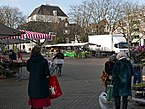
<box><xmin>0</xmin><ymin>23</ymin><xmax>22</xmax><ymax>39</ymax></box>
<box><xmin>28</xmin><ymin>5</ymin><xmax>68</xmax><ymax>17</ymax></box>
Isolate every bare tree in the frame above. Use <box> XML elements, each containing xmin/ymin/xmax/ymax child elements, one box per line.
<box><xmin>115</xmin><ymin>1</ymin><xmax>143</xmax><ymax>41</ymax></box>
<box><xmin>139</xmin><ymin>6</ymin><xmax>145</xmax><ymax>37</ymax></box>
<box><xmin>68</xmin><ymin>0</ymin><xmax>123</xmax><ymax>41</ymax></box>
<box><xmin>0</xmin><ymin>5</ymin><xmax>26</xmax><ymax>28</ymax></box>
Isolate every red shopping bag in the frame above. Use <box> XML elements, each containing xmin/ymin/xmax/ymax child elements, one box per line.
<box><xmin>48</xmin><ymin>76</ymin><xmax>62</xmax><ymax>99</ymax></box>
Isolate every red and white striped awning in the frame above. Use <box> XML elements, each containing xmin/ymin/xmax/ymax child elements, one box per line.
<box><xmin>0</xmin><ymin>30</ymin><xmax>53</xmax><ymax>41</ymax></box>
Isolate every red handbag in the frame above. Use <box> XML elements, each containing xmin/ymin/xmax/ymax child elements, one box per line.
<box><xmin>48</xmin><ymin>76</ymin><xmax>62</xmax><ymax>99</ymax></box>
<box><xmin>101</xmin><ymin>70</ymin><xmax>108</xmax><ymax>84</ymax></box>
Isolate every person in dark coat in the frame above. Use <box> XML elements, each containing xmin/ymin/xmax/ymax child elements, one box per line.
<box><xmin>53</xmin><ymin>49</ymin><xmax>64</xmax><ymax>76</ymax></box>
<box><xmin>26</xmin><ymin>46</ymin><xmax>51</xmax><ymax>109</ymax></box>
<box><xmin>104</xmin><ymin>54</ymin><xmax>117</xmax><ymax>88</ymax></box>
<box><xmin>9</xmin><ymin>49</ymin><xmax>17</xmax><ymax>61</ymax></box>
<box><xmin>112</xmin><ymin>52</ymin><xmax>134</xmax><ymax>109</ymax></box>
<box><xmin>132</xmin><ymin>52</ymin><xmax>142</xmax><ymax>84</ymax></box>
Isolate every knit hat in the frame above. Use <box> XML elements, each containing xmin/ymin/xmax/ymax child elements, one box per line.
<box><xmin>116</xmin><ymin>52</ymin><xmax>127</xmax><ymax>59</ymax></box>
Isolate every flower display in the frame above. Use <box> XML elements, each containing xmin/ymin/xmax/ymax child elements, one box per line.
<box><xmin>132</xmin><ymin>45</ymin><xmax>145</xmax><ymax>63</ymax></box>
<box><xmin>134</xmin><ymin>45</ymin><xmax>145</xmax><ymax>53</ymax></box>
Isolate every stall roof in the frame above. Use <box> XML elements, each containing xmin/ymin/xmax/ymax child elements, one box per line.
<box><xmin>0</xmin><ymin>23</ymin><xmax>22</xmax><ymax>39</ymax></box>
<box><xmin>45</xmin><ymin>42</ymin><xmax>98</xmax><ymax>47</ymax></box>
<box><xmin>0</xmin><ymin>39</ymin><xmax>30</xmax><ymax>44</ymax></box>
<box><xmin>1</xmin><ymin>30</ymin><xmax>52</xmax><ymax>41</ymax></box>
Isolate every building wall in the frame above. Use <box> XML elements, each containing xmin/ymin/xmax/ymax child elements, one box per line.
<box><xmin>27</xmin><ymin>15</ymin><xmax>68</xmax><ymax>23</ymax></box>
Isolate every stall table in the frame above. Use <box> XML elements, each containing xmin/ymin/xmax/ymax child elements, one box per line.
<box><xmin>132</xmin><ymin>82</ymin><xmax>145</xmax><ymax>104</ymax></box>
<box><xmin>0</xmin><ymin>60</ymin><xmax>26</xmax><ymax>79</ymax></box>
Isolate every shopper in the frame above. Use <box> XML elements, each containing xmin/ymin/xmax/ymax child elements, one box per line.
<box><xmin>53</xmin><ymin>49</ymin><xmax>64</xmax><ymax>76</ymax></box>
<box><xmin>112</xmin><ymin>52</ymin><xmax>134</xmax><ymax>109</ymax></box>
<box><xmin>18</xmin><ymin>50</ymin><xmax>23</xmax><ymax>60</ymax></box>
<box><xmin>104</xmin><ymin>54</ymin><xmax>117</xmax><ymax>88</ymax></box>
<box><xmin>132</xmin><ymin>52</ymin><xmax>142</xmax><ymax>84</ymax></box>
<box><xmin>26</xmin><ymin>46</ymin><xmax>51</xmax><ymax>109</ymax></box>
<box><xmin>9</xmin><ymin>49</ymin><xmax>17</xmax><ymax>61</ymax></box>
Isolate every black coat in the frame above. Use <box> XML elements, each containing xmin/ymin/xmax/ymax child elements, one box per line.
<box><xmin>53</xmin><ymin>52</ymin><xmax>64</xmax><ymax>59</ymax></box>
<box><xmin>105</xmin><ymin>61</ymin><xmax>115</xmax><ymax>75</ymax></box>
<box><xmin>9</xmin><ymin>51</ymin><xmax>17</xmax><ymax>60</ymax></box>
<box><xmin>26</xmin><ymin>54</ymin><xmax>50</xmax><ymax>98</ymax></box>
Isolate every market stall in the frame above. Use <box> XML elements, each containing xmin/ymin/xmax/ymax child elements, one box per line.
<box><xmin>0</xmin><ymin>29</ymin><xmax>52</xmax><ymax>79</ymax></box>
<box><xmin>132</xmin><ymin>82</ymin><xmax>145</xmax><ymax>104</ymax></box>
<box><xmin>131</xmin><ymin>45</ymin><xmax>145</xmax><ymax>104</ymax></box>
<box><xmin>45</xmin><ymin>42</ymin><xmax>95</xmax><ymax>58</ymax></box>
<box><xmin>0</xmin><ymin>56</ymin><xmax>26</xmax><ymax>78</ymax></box>
<box><xmin>0</xmin><ymin>23</ymin><xmax>22</xmax><ymax>39</ymax></box>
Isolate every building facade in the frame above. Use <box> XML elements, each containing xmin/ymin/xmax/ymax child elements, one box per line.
<box><xmin>27</xmin><ymin>5</ymin><xmax>68</xmax><ymax>23</ymax></box>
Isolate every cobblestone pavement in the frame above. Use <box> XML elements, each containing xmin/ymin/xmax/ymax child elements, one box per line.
<box><xmin>0</xmin><ymin>57</ymin><xmax>145</xmax><ymax>109</ymax></box>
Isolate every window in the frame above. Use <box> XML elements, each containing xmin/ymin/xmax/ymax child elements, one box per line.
<box><xmin>65</xmin><ymin>23</ymin><xmax>68</xmax><ymax>27</ymax></box>
<box><xmin>53</xmin><ymin>10</ymin><xmax>57</xmax><ymax>16</ymax></box>
<box><xmin>118</xmin><ymin>42</ymin><xmax>128</xmax><ymax>48</ymax></box>
<box><xmin>63</xmin><ymin>30</ymin><xmax>70</xmax><ymax>34</ymax></box>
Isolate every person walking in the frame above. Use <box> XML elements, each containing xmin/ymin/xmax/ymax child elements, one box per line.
<box><xmin>53</xmin><ymin>49</ymin><xmax>64</xmax><ymax>76</ymax></box>
<box><xmin>112</xmin><ymin>52</ymin><xmax>134</xmax><ymax>109</ymax></box>
<box><xmin>26</xmin><ymin>46</ymin><xmax>51</xmax><ymax>109</ymax></box>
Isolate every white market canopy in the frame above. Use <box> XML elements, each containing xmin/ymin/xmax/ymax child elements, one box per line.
<box><xmin>45</xmin><ymin>42</ymin><xmax>98</xmax><ymax>48</ymax></box>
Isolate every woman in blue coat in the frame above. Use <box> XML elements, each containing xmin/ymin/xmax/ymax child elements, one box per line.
<box><xmin>112</xmin><ymin>52</ymin><xmax>134</xmax><ymax>109</ymax></box>
<box><xmin>26</xmin><ymin>46</ymin><xmax>51</xmax><ymax>109</ymax></box>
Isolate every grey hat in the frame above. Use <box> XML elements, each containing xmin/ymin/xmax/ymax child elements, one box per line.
<box><xmin>116</xmin><ymin>52</ymin><xmax>127</xmax><ymax>59</ymax></box>
<box><xmin>109</xmin><ymin>55</ymin><xmax>117</xmax><ymax>62</ymax></box>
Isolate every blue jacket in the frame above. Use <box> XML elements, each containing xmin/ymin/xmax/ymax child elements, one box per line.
<box><xmin>27</xmin><ymin>54</ymin><xmax>50</xmax><ymax>98</ymax></box>
<box><xmin>112</xmin><ymin>58</ymin><xmax>134</xmax><ymax>96</ymax></box>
